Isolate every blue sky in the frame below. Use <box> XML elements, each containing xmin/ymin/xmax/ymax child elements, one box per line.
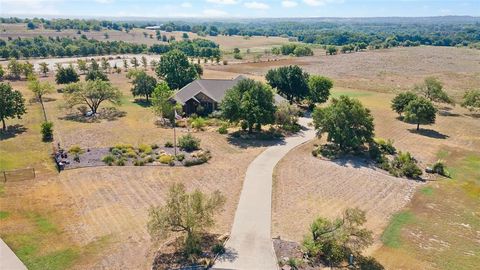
<box><xmin>1</xmin><ymin>0</ymin><xmax>479</xmax><ymax>18</ymax></box>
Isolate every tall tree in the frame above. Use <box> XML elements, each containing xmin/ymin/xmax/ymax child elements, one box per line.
<box><xmin>266</xmin><ymin>65</ymin><xmax>309</xmax><ymax>104</ymax></box>
<box><xmin>64</xmin><ymin>79</ymin><xmax>122</xmax><ymax>114</ymax></box>
<box><xmin>151</xmin><ymin>81</ymin><xmax>177</xmax><ymax>124</ymax></box>
<box><xmin>313</xmin><ymin>96</ymin><xmax>375</xmax><ymax>151</ymax></box>
<box><xmin>415</xmin><ymin>77</ymin><xmax>453</xmax><ymax>104</ymax></box>
<box><xmin>141</xmin><ymin>56</ymin><xmax>148</xmax><ymax>70</ymax></box>
<box><xmin>85</xmin><ymin>69</ymin><xmax>109</xmax><ymax>81</ymax></box>
<box><xmin>308</xmin><ymin>75</ymin><xmax>333</xmax><ymax>104</ymax></box>
<box><xmin>7</xmin><ymin>59</ymin><xmax>23</xmax><ymax>80</ymax></box>
<box><xmin>221</xmin><ymin>78</ymin><xmax>276</xmax><ymax>133</ymax></box>
<box><xmin>156</xmin><ymin>49</ymin><xmax>198</xmax><ymax>90</ymax></box>
<box><xmin>55</xmin><ymin>66</ymin><xmax>79</xmax><ymax>84</ymax></box>
<box><xmin>0</xmin><ymin>83</ymin><xmax>26</xmax><ymax>130</ymax></box>
<box><xmin>130</xmin><ymin>71</ymin><xmax>157</xmax><ymax>101</ymax></box>
<box><xmin>461</xmin><ymin>89</ymin><xmax>480</xmax><ymax>112</ymax></box>
<box><xmin>28</xmin><ymin>76</ymin><xmax>54</xmax><ymax>121</ymax></box>
<box><xmin>38</xmin><ymin>62</ymin><xmax>49</xmax><ymax>77</ymax></box>
<box><xmin>404</xmin><ymin>97</ymin><xmax>437</xmax><ymax>130</ymax></box>
<box><xmin>101</xmin><ymin>58</ymin><xmax>110</xmax><ymax>73</ymax></box>
<box><xmin>391</xmin><ymin>91</ymin><xmax>418</xmax><ymax>116</ymax></box>
<box><xmin>77</xmin><ymin>59</ymin><xmax>88</xmax><ymax>74</ymax></box>
<box><xmin>147</xmin><ymin>183</ymin><xmax>226</xmax><ymax>256</ymax></box>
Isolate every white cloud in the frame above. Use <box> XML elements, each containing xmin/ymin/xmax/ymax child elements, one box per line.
<box><xmin>202</xmin><ymin>9</ymin><xmax>229</xmax><ymax>16</ymax></box>
<box><xmin>95</xmin><ymin>0</ymin><xmax>114</xmax><ymax>3</ymax></box>
<box><xmin>282</xmin><ymin>1</ymin><xmax>298</xmax><ymax>8</ymax></box>
<box><xmin>181</xmin><ymin>2</ymin><xmax>192</xmax><ymax>8</ymax></box>
<box><xmin>244</xmin><ymin>1</ymin><xmax>269</xmax><ymax>9</ymax></box>
<box><xmin>303</xmin><ymin>0</ymin><xmax>343</xmax><ymax>7</ymax></box>
<box><xmin>206</xmin><ymin>0</ymin><xmax>238</xmax><ymax>5</ymax></box>
<box><xmin>1</xmin><ymin>0</ymin><xmax>62</xmax><ymax>15</ymax></box>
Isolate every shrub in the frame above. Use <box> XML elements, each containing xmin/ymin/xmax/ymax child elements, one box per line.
<box><xmin>159</xmin><ymin>155</ymin><xmax>174</xmax><ymax>164</ymax></box>
<box><xmin>41</xmin><ymin>121</ymin><xmax>54</xmax><ymax>142</ymax></box>
<box><xmin>138</xmin><ymin>144</ymin><xmax>153</xmax><ymax>154</ymax></box>
<box><xmin>184</xmin><ymin>158</ymin><xmax>205</xmax><ymax>167</ymax></box>
<box><xmin>375</xmin><ymin>138</ymin><xmax>396</xmax><ymax>155</ymax></box>
<box><xmin>146</xmin><ymin>156</ymin><xmax>155</xmax><ymax>163</ymax></box>
<box><xmin>391</xmin><ymin>152</ymin><xmax>422</xmax><ymax>178</ymax></box>
<box><xmin>68</xmin><ymin>145</ymin><xmax>84</xmax><ymax>155</ymax></box>
<box><xmin>218</xmin><ymin>124</ymin><xmax>228</xmax><ymax>134</ymax></box>
<box><xmin>368</xmin><ymin>142</ymin><xmax>383</xmax><ymax>161</ymax></box>
<box><xmin>126</xmin><ymin>149</ymin><xmax>137</xmax><ymax>158</ymax></box>
<box><xmin>115</xmin><ymin>158</ymin><xmax>126</xmax><ymax>166</ymax></box>
<box><xmin>211</xmin><ymin>243</ymin><xmax>226</xmax><ymax>255</ymax></box>
<box><xmin>102</xmin><ymin>155</ymin><xmax>115</xmax><ymax>165</ymax></box>
<box><xmin>164</xmin><ymin>141</ymin><xmax>173</xmax><ymax>148</ymax></box>
<box><xmin>151</xmin><ymin>143</ymin><xmax>159</xmax><ymax>149</ymax></box>
<box><xmin>175</xmin><ymin>153</ymin><xmax>185</xmax><ymax>161</ymax></box>
<box><xmin>134</xmin><ymin>159</ymin><xmax>145</xmax><ymax>166</ymax></box>
<box><xmin>73</xmin><ymin>154</ymin><xmax>80</xmax><ymax>163</ymax></box>
<box><xmin>191</xmin><ymin>117</ymin><xmax>206</xmax><ymax>131</ymax></box>
<box><xmin>432</xmin><ymin>160</ymin><xmax>450</xmax><ymax>177</ymax></box>
<box><xmin>178</xmin><ymin>134</ymin><xmax>200</xmax><ymax>152</ymax></box>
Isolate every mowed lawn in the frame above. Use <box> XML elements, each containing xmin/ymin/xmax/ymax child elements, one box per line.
<box><xmin>0</xmin><ymin>70</ymin><xmax>265</xmax><ymax>268</ymax></box>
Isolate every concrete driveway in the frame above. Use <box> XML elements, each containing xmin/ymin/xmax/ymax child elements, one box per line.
<box><xmin>214</xmin><ymin>118</ymin><xmax>315</xmax><ymax>270</ymax></box>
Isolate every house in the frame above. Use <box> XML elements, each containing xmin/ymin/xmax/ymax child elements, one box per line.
<box><xmin>171</xmin><ymin>75</ymin><xmax>286</xmax><ymax>115</ymax></box>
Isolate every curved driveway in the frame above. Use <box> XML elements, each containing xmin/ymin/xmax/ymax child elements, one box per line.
<box><xmin>214</xmin><ymin>118</ymin><xmax>315</xmax><ymax>270</ymax></box>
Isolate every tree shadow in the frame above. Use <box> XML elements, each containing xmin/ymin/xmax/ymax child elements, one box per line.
<box><xmin>408</xmin><ymin>128</ymin><xmax>449</xmax><ymax>139</ymax></box>
<box><xmin>438</xmin><ymin>110</ymin><xmax>461</xmax><ymax>117</ymax></box>
<box><xmin>465</xmin><ymin>113</ymin><xmax>480</xmax><ymax>119</ymax></box>
<box><xmin>227</xmin><ymin>131</ymin><xmax>286</xmax><ymax>149</ymax></box>
<box><xmin>331</xmin><ymin>155</ymin><xmax>377</xmax><ymax>170</ymax></box>
<box><xmin>215</xmin><ymin>247</ymin><xmax>239</xmax><ymax>263</ymax></box>
<box><xmin>59</xmin><ymin>107</ymin><xmax>126</xmax><ymax>123</ymax></box>
<box><xmin>0</xmin><ymin>124</ymin><xmax>28</xmax><ymax>140</ymax></box>
<box><xmin>133</xmin><ymin>99</ymin><xmax>152</xmax><ymax>107</ymax></box>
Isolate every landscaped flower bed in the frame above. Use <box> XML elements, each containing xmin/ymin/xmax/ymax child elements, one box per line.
<box><xmin>58</xmin><ymin>142</ymin><xmax>211</xmax><ymax>170</ymax></box>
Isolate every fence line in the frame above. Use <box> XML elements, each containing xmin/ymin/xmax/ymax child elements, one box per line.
<box><xmin>1</xmin><ymin>168</ymin><xmax>36</xmax><ymax>182</ymax></box>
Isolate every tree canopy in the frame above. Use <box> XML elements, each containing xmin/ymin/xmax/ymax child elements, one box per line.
<box><xmin>313</xmin><ymin>96</ymin><xmax>375</xmax><ymax>151</ymax></box>
<box><xmin>266</xmin><ymin>65</ymin><xmax>309</xmax><ymax>104</ymax></box>
<box><xmin>147</xmin><ymin>183</ymin><xmax>226</xmax><ymax>256</ymax></box>
<box><xmin>156</xmin><ymin>49</ymin><xmax>198</xmax><ymax>90</ymax></box>
<box><xmin>130</xmin><ymin>71</ymin><xmax>157</xmax><ymax>101</ymax></box>
<box><xmin>461</xmin><ymin>89</ymin><xmax>480</xmax><ymax>112</ymax></box>
<box><xmin>64</xmin><ymin>79</ymin><xmax>122</xmax><ymax>114</ymax></box>
<box><xmin>0</xmin><ymin>83</ymin><xmax>26</xmax><ymax>130</ymax></box>
<box><xmin>415</xmin><ymin>77</ymin><xmax>453</xmax><ymax>104</ymax></box>
<box><xmin>55</xmin><ymin>66</ymin><xmax>79</xmax><ymax>84</ymax></box>
<box><xmin>404</xmin><ymin>97</ymin><xmax>437</xmax><ymax>130</ymax></box>
<box><xmin>28</xmin><ymin>76</ymin><xmax>54</xmax><ymax>121</ymax></box>
<box><xmin>391</xmin><ymin>91</ymin><xmax>418</xmax><ymax>116</ymax></box>
<box><xmin>221</xmin><ymin>78</ymin><xmax>276</xmax><ymax>132</ymax></box>
<box><xmin>308</xmin><ymin>75</ymin><xmax>333</xmax><ymax>104</ymax></box>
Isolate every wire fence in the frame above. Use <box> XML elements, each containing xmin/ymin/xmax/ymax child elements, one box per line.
<box><xmin>1</xmin><ymin>168</ymin><xmax>36</xmax><ymax>182</ymax></box>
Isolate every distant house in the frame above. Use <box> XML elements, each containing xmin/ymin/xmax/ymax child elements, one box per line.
<box><xmin>171</xmin><ymin>75</ymin><xmax>286</xmax><ymax>115</ymax></box>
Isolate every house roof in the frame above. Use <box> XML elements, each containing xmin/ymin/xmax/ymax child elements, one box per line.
<box><xmin>172</xmin><ymin>75</ymin><xmax>286</xmax><ymax>105</ymax></box>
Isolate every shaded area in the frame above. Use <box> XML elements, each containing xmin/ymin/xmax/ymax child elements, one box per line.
<box><xmin>227</xmin><ymin>134</ymin><xmax>286</xmax><ymax>148</ymax></box>
<box><xmin>133</xmin><ymin>99</ymin><xmax>152</xmax><ymax>108</ymax></box>
<box><xmin>0</xmin><ymin>125</ymin><xmax>28</xmax><ymax>140</ymax></box>
<box><xmin>408</xmin><ymin>128</ymin><xmax>449</xmax><ymax>139</ymax></box>
<box><xmin>58</xmin><ymin>107</ymin><xmax>126</xmax><ymax>123</ymax></box>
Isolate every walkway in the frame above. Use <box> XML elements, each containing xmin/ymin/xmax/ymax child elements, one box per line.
<box><xmin>0</xmin><ymin>238</ymin><xmax>27</xmax><ymax>270</ymax></box>
<box><xmin>214</xmin><ymin>118</ymin><xmax>315</xmax><ymax>270</ymax></box>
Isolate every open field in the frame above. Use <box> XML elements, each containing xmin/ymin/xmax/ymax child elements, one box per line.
<box><xmin>272</xmin><ymin>87</ymin><xmax>480</xmax><ymax>269</ymax></box>
<box><xmin>0</xmin><ymin>23</ymin><xmax>291</xmax><ymax>51</ymax></box>
<box><xmin>0</xmin><ymin>70</ymin><xmax>265</xmax><ymax>268</ymax></box>
<box><xmin>207</xmin><ymin>46</ymin><xmax>480</xmax><ymax>100</ymax></box>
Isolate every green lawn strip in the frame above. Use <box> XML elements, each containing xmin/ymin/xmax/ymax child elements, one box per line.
<box><xmin>0</xmin><ymin>211</ymin><xmax>10</xmax><ymax>219</ymax></box>
<box><xmin>331</xmin><ymin>90</ymin><xmax>373</xmax><ymax>98</ymax></box>
<box><xmin>419</xmin><ymin>186</ymin><xmax>434</xmax><ymax>196</ymax></box>
<box><xmin>381</xmin><ymin>211</ymin><xmax>415</xmax><ymax>248</ymax></box>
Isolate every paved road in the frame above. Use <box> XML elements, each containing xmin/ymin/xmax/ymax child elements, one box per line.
<box><xmin>214</xmin><ymin>118</ymin><xmax>315</xmax><ymax>270</ymax></box>
<box><xmin>0</xmin><ymin>238</ymin><xmax>27</xmax><ymax>270</ymax></box>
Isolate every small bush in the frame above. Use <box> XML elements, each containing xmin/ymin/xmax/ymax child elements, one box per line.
<box><xmin>115</xmin><ymin>158</ymin><xmax>126</xmax><ymax>166</ymax></box>
<box><xmin>68</xmin><ymin>145</ymin><xmax>84</xmax><ymax>155</ymax></box>
<box><xmin>134</xmin><ymin>159</ymin><xmax>145</xmax><ymax>166</ymax></box>
<box><xmin>178</xmin><ymin>134</ymin><xmax>200</xmax><ymax>152</ymax></box>
<box><xmin>184</xmin><ymin>158</ymin><xmax>205</xmax><ymax>167</ymax></box>
<box><xmin>391</xmin><ymin>152</ymin><xmax>422</xmax><ymax>178</ymax></box>
<box><xmin>146</xmin><ymin>156</ymin><xmax>155</xmax><ymax>163</ymax></box>
<box><xmin>211</xmin><ymin>243</ymin><xmax>225</xmax><ymax>255</ymax></box>
<box><xmin>218</xmin><ymin>124</ymin><xmax>228</xmax><ymax>134</ymax></box>
<box><xmin>73</xmin><ymin>154</ymin><xmax>80</xmax><ymax>162</ymax></box>
<box><xmin>126</xmin><ymin>149</ymin><xmax>137</xmax><ymax>158</ymax></box>
<box><xmin>138</xmin><ymin>144</ymin><xmax>153</xmax><ymax>154</ymax></box>
<box><xmin>41</xmin><ymin>121</ymin><xmax>54</xmax><ymax>142</ymax></box>
<box><xmin>368</xmin><ymin>143</ymin><xmax>383</xmax><ymax>161</ymax></box>
<box><xmin>151</xmin><ymin>143</ymin><xmax>159</xmax><ymax>149</ymax></box>
<box><xmin>375</xmin><ymin>138</ymin><xmax>396</xmax><ymax>155</ymax></box>
<box><xmin>432</xmin><ymin>160</ymin><xmax>450</xmax><ymax>177</ymax></box>
<box><xmin>191</xmin><ymin>117</ymin><xmax>206</xmax><ymax>131</ymax></box>
<box><xmin>164</xmin><ymin>141</ymin><xmax>173</xmax><ymax>148</ymax></box>
<box><xmin>102</xmin><ymin>155</ymin><xmax>115</xmax><ymax>165</ymax></box>
<box><xmin>175</xmin><ymin>153</ymin><xmax>185</xmax><ymax>161</ymax></box>
<box><xmin>159</xmin><ymin>155</ymin><xmax>173</xmax><ymax>164</ymax></box>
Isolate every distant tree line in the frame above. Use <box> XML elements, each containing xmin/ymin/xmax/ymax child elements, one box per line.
<box><xmin>0</xmin><ymin>17</ymin><xmax>133</xmax><ymax>32</ymax></box>
<box><xmin>0</xmin><ymin>36</ymin><xmax>220</xmax><ymax>59</ymax></box>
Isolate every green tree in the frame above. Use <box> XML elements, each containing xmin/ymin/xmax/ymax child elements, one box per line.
<box><xmin>152</xmin><ymin>81</ymin><xmax>176</xmax><ymax>124</ymax></box>
<box><xmin>130</xmin><ymin>57</ymin><xmax>139</xmax><ymax>69</ymax></box>
<box><xmin>308</xmin><ymin>75</ymin><xmax>333</xmax><ymax>104</ymax></box>
<box><xmin>41</xmin><ymin>121</ymin><xmax>53</xmax><ymax>142</ymax></box>
<box><xmin>303</xmin><ymin>208</ymin><xmax>373</xmax><ymax>266</ymax></box>
<box><xmin>90</xmin><ymin>59</ymin><xmax>100</xmax><ymax>71</ymax></box>
<box><xmin>0</xmin><ymin>83</ymin><xmax>26</xmax><ymax>130</ymax></box>
<box><xmin>156</xmin><ymin>49</ymin><xmax>198</xmax><ymax>89</ymax></box>
<box><xmin>85</xmin><ymin>69</ymin><xmax>109</xmax><ymax>81</ymax></box>
<box><xmin>390</xmin><ymin>91</ymin><xmax>418</xmax><ymax>116</ymax></box>
<box><xmin>461</xmin><ymin>89</ymin><xmax>480</xmax><ymax>112</ymax></box>
<box><xmin>101</xmin><ymin>58</ymin><xmax>110</xmax><ymax>73</ymax></box>
<box><xmin>326</xmin><ymin>45</ymin><xmax>338</xmax><ymax>55</ymax></box>
<box><xmin>221</xmin><ymin>78</ymin><xmax>276</xmax><ymax>133</ymax></box>
<box><xmin>55</xmin><ymin>66</ymin><xmax>79</xmax><ymax>84</ymax></box>
<box><xmin>22</xmin><ymin>61</ymin><xmax>34</xmax><ymax>78</ymax></box>
<box><xmin>7</xmin><ymin>59</ymin><xmax>23</xmax><ymax>80</ymax></box>
<box><xmin>64</xmin><ymin>79</ymin><xmax>122</xmax><ymax>114</ymax></box>
<box><xmin>415</xmin><ymin>77</ymin><xmax>453</xmax><ymax>104</ymax></box>
<box><xmin>28</xmin><ymin>76</ymin><xmax>54</xmax><ymax>121</ymax></box>
<box><xmin>141</xmin><ymin>56</ymin><xmax>147</xmax><ymax>70</ymax></box>
<box><xmin>147</xmin><ymin>183</ymin><xmax>226</xmax><ymax>257</ymax></box>
<box><xmin>77</xmin><ymin>59</ymin><xmax>88</xmax><ymax>74</ymax></box>
<box><xmin>266</xmin><ymin>65</ymin><xmax>309</xmax><ymax>104</ymax></box>
<box><xmin>313</xmin><ymin>96</ymin><xmax>375</xmax><ymax>151</ymax></box>
<box><xmin>130</xmin><ymin>71</ymin><xmax>157</xmax><ymax>101</ymax></box>
<box><xmin>39</xmin><ymin>62</ymin><xmax>49</xmax><ymax>77</ymax></box>
<box><xmin>404</xmin><ymin>97</ymin><xmax>437</xmax><ymax>130</ymax></box>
